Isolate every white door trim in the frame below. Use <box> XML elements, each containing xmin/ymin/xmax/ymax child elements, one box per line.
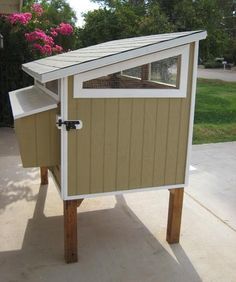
<box><xmin>60</xmin><ymin>77</ymin><xmax>68</xmax><ymax>199</ymax></box>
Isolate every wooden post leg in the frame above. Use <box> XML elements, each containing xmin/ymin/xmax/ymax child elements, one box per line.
<box><xmin>166</xmin><ymin>188</ymin><xmax>184</xmax><ymax>244</ymax></box>
<box><xmin>64</xmin><ymin>200</ymin><xmax>78</xmax><ymax>263</ymax></box>
<box><xmin>40</xmin><ymin>167</ymin><xmax>48</xmax><ymax>185</ymax></box>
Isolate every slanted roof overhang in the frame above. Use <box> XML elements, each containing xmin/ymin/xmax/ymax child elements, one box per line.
<box><xmin>22</xmin><ymin>30</ymin><xmax>207</xmax><ymax>83</ymax></box>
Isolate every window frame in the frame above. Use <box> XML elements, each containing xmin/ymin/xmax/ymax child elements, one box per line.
<box><xmin>73</xmin><ymin>44</ymin><xmax>190</xmax><ymax>98</ymax></box>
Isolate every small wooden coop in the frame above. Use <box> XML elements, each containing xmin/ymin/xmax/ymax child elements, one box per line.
<box><xmin>9</xmin><ymin>30</ymin><xmax>207</xmax><ymax>263</ymax></box>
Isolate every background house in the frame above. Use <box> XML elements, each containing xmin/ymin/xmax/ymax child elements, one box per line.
<box><xmin>0</xmin><ymin>0</ymin><xmax>23</xmax><ymax>14</ymax></box>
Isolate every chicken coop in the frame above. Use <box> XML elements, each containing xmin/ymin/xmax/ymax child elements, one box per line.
<box><xmin>9</xmin><ymin>30</ymin><xmax>207</xmax><ymax>263</ymax></box>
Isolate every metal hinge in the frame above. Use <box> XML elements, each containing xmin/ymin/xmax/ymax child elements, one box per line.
<box><xmin>56</xmin><ymin>116</ymin><xmax>83</xmax><ymax>131</ymax></box>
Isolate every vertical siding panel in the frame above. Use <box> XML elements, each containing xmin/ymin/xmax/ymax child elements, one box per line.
<box><xmin>68</xmin><ymin>130</ymin><xmax>77</xmax><ymax>195</ymax></box>
<box><xmin>103</xmin><ymin>99</ymin><xmax>119</xmax><ymax>192</ymax></box>
<box><xmin>129</xmin><ymin>99</ymin><xmax>145</xmax><ymax>188</ymax></box>
<box><xmin>90</xmin><ymin>99</ymin><xmax>105</xmax><ymax>193</ymax></box>
<box><xmin>141</xmin><ymin>99</ymin><xmax>157</xmax><ymax>187</ymax></box>
<box><xmin>67</xmin><ymin>76</ymin><xmax>77</xmax><ymax>195</ymax></box>
<box><xmin>36</xmin><ymin>111</ymin><xmax>51</xmax><ymax>165</ymax></box>
<box><xmin>153</xmin><ymin>99</ymin><xmax>169</xmax><ymax>186</ymax></box>
<box><xmin>175</xmin><ymin>99</ymin><xmax>189</xmax><ymax>184</ymax></box>
<box><xmin>14</xmin><ymin>116</ymin><xmax>37</xmax><ymax>167</ymax></box>
<box><xmin>116</xmin><ymin>99</ymin><xmax>132</xmax><ymax>190</ymax></box>
<box><xmin>164</xmin><ymin>99</ymin><xmax>182</xmax><ymax>185</ymax></box>
<box><xmin>176</xmin><ymin>43</ymin><xmax>195</xmax><ymax>183</ymax></box>
<box><xmin>76</xmin><ymin>99</ymin><xmax>91</xmax><ymax>195</ymax></box>
<box><xmin>49</xmin><ymin>108</ymin><xmax>60</xmax><ymax>165</ymax></box>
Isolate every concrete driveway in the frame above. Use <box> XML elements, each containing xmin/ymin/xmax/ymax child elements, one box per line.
<box><xmin>0</xmin><ymin>128</ymin><xmax>236</xmax><ymax>282</ymax></box>
<box><xmin>197</xmin><ymin>68</ymin><xmax>236</xmax><ymax>82</ymax></box>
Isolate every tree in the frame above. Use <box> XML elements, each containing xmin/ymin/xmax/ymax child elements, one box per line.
<box><xmin>23</xmin><ymin>0</ymin><xmax>77</xmax><ymax>24</ymax></box>
<box><xmin>78</xmin><ymin>0</ymin><xmax>172</xmax><ymax>47</ymax></box>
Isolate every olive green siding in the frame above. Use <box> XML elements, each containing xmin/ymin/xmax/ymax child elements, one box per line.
<box><xmin>14</xmin><ymin>107</ymin><xmax>60</xmax><ymax>168</ymax></box>
<box><xmin>67</xmin><ymin>43</ymin><xmax>195</xmax><ymax>196</ymax></box>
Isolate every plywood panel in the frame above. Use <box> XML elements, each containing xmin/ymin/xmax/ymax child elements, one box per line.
<box><xmin>153</xmin><ymin>99</ymin><xmax>169</xmax><ymax>186</ymax></box>
<box><xmin>14</xmin><ymin>107</ymin><xmax>60</xmax><ymax>168</ymax></box>
<box><xmin>90</xmin><ymin>99</ymin><xmax>105</xmax><ymax>193</ymax></box>
<box><xmin>141</xmin><ymin>99</ymin><xmax>157</xmax><ymax>187</ymax></box>
<box><xmin>36</xmin><ymin>111</ymin><xmax>51</xmax><ymax>165</ymax></box>
<box><xmin>68</xmin><ymin>130</ymin><xmax>77</xmax><ymax>195</ymax></box>
<box><xmin>116</xmin><ymin>99</ymin><xmax>132</xmax><ymax>189</ymax></box>
<box><xmin>15</xmin><ymin>116</ymin><xmax>37</xmax><ymax>167</ymax></box>
<box><xmin>76</xmin><ymin>100</ymin><xmax>91</xmax><ymax>195</ymax></box>
<box><xmin>129</xmin><ymin>99</ymin><xmax>145</xmax><ymax>188</ymax></box>
<box><xmin>103</xmin><ymin>99</ymin><xmax>119</xmax><ymax>192</ymax></box>
<box><xmin>165</xmin><ymin>100</ymin><xmax>182</xmax><ymax>185</ymax></box>
<box><xmin>49</xmin><ymin>109</ymin><xmax>60</xmax><ymax>165</ymax></box>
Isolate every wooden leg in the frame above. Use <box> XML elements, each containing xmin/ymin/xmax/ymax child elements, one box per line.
<box><xmin>166</xmin><ymin>188</ymin><xmax>184</xmax><ymax>244</ymax></box>
<box><xmin>77</xmin><ymin>199</ymin><xmax>83</xmax><ymax>207</ymax></box>
<box><xmin>40</xmin><ymin>167</ymin><xmax>48</xmax><ymax>185</ymax></box>
<box><xmin>64</xmin><ymin>200</ymin><xmax>78</xmax><ymax>263</ymax></box>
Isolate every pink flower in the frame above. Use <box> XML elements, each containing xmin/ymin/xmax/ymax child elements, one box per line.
<box><xmin>8</xmin><ymin>12</ymin><xmax>32</xmax><ymax>25</ymax></box>
<box><xmin>53</xmin><ymin>45</ymin><xmax>63</xmax><ymax>53</ymax></box>
<box><xmin>33</xmin><ymin>43</ymin><xmax>43</xmax><ymax>52</ymax></box>
<box><xmin>55</xmin><ymin>23</ymin><xmax>73</xmax><ymax>35</ymax></box>
<box><xmin>41</xmin><ymin>44</ymin><xmax>52</xmax><ymax>55</ymax></box>
<box><xmin>44</xmin><ymin>36</ymin><xmax>54</xmax><ymax>46</ymax></box>
<box><xmin>50</xmin><ymin>30</ymin><xmax>58</xmax><ymax>37</ymax></box>
<box><xmin>31</xmin><ymin>3</ymin><xmax>43</xmax><ymax>16</ymax></box>
<box><xmin>25</xmin><ymin>29</ymin><xmax>54</xmax><ymax>46</ymax></box>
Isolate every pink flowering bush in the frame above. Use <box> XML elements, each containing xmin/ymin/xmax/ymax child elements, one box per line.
<box><xmin>5</xmin><ymin>3</ymin><xmax>74</xmax><ymax>58</ymax></box>
<box><xmin>7</xmin><ymin>13</ymin><xmax>32</xmax><ymax>25</ymax></box>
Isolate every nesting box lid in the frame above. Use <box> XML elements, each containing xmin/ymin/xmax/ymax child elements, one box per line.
<box><xmin>22</xmin><ymin>30</ymin><xmax>207</xmax><ymax>83</ymax></box>
<box><xmin>9</xmin><ymin>85</ymin><xmax>58</xmax><ymax>119</ymax></box>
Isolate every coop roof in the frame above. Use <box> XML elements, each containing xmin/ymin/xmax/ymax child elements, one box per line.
<box><xmin>22</xmin><ymin>30</ymin><xmax>207</xmax><ymax>83</ymax></box>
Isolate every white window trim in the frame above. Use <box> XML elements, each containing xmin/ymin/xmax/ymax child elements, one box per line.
<box><xmin>73</xmin><ymin>44</ymin><xmax>189</xmax><ymax>98</ymax></box>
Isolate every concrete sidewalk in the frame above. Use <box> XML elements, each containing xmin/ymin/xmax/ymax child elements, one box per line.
<box><xmin>0</xmin><ymin>128</ymin><xmax>236</xmax><ymax>282</ymax></box>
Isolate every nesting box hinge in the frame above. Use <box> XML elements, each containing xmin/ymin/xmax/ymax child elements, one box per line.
<box><xmin>56</xmin><ymin>116</ymin><xmax>83</xmax><ymax>131</ymax></box>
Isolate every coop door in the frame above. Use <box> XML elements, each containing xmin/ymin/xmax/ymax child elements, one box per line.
<box><xmin>73</xmin><ymin>44</ymin><xmax>189</xmax><ymax>98</ymax></box>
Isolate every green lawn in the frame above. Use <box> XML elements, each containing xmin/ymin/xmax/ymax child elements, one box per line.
<box><xmin>193</xmin><ymin>79</ymin><xmax>236</xmax><ymax>144</ymax></box>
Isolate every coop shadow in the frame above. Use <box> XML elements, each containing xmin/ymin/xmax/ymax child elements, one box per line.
<box><xmin>0</xmin><ymin>186</ymin><xmax>202</xmax><ymax>282</ymax></box>
<box><xmin>0</xmin><ymin>162</ymin><xmax>39</xmax><ymax>211</ymax></box>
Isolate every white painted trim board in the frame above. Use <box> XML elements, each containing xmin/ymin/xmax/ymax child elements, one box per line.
<box><xmin>73</xmin><ymin>45</ymin><xmax>189</xmax><ymax>98</ymax></box>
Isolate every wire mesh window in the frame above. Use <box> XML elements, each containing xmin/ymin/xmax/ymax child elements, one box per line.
<box><xmin>45</xmin><ymin>80</ymin><xmax>59</xmax><ymax>94</ymax></box>
<box><xmin>83</xmin><ymin>55</ymin><xmax>180</xmax><ymax>90</ymax></box>
<box><xmin>36</xmin><ymin>79</ymin><xmax>59</xmax><ymax>95</ymax></box>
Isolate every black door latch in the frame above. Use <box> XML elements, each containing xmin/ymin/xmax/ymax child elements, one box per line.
<box><xmin>56</xmin><ymin>118</ymin><xmax>82</xmax><ymax>131</ymax></box>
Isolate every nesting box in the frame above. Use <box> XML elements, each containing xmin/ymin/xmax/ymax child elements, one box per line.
<box><xmin>9</xmin><ymin>30</ymin><xmax>207</xmax><ymax>263</ymax></box>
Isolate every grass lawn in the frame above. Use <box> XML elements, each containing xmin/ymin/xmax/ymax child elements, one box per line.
<box><xmin>193</xmin><ymin>79</ymin><xmax>236</xmax><ymax>144</ymax></box>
